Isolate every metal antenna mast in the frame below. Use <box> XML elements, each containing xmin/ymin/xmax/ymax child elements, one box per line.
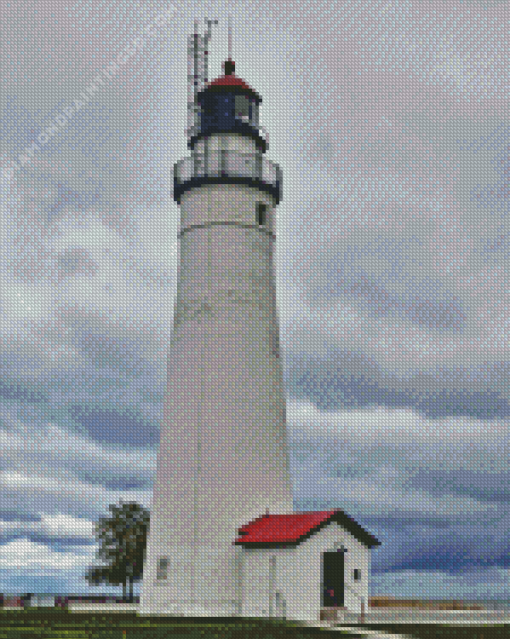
<box><xmin>228</xmin><ymin>15</ymin><xmax>232</xmax><ymax>61</ymax></box>
<box><xmin>202</xmin><ymin>17</ymin><xmax>218</xmax><ymax>85</ymax></box>
<box><xmin>186</xmin><ymin>18</ymin><xmax>218</xmax><ymax>142</ymax></box>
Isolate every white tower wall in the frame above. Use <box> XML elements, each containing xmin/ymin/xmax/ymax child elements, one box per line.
<box><xmin>140</xmin><ymin>131</ymin><xmax>293</xmax><ymax>616</ymax></box>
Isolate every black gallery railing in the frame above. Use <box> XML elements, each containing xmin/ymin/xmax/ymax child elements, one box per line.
<box><xmin>173</xmin><ymin>151</ymin><xmax>282</xmax><ymax>204</ymax></box>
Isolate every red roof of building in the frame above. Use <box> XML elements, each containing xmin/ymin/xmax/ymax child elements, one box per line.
<box><xmin>234</xmin><ymin>509</ymin><xmax>380</xmax><ymax>549</ymax></box>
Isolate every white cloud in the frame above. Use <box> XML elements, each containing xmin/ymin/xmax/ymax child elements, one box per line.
<box><xmin>0</xmin><ymin>538</ymin><xmax>93</xmax><ymax>574</ymax></box>
<box><xmin>0</xmin><ymin>418</ymin><xmax>156</xmax><ymax>478</ymax></box>
<box><xmin>39</xmin><ymin>513</ymin><xmax>95</xmax><ymax>539</ymax></box>
<box><xmin>287</xmin><ymin>400</ymin><xmax>510</xmax><ymax>446</ymax></box>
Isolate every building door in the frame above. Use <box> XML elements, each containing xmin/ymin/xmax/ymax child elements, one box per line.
<box><xmin>322</xmin><ymin>551</ymin><xmax>345</xmax><ymax>607</ymax></box>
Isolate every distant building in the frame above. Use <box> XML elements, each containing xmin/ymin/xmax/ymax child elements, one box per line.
<box><xmin>3</xmin><ymin>595</ymin><xmax>24</xmax><ymax>609</ymax></box>
<box><xmin>30</xmin><ymin>595</ymin><xmax>57</xmax><ymax>608</ymax></box>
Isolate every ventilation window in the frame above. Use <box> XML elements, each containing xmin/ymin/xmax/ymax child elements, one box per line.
<box><xmin>353</xmin><ymin>569</ymin><xmax>361</xmax><ymax>581</ymax></box>
<box><xmin>257</xmin><ymin>202</ymin><xmax>267</xmax><ymax>227</ymax></box>
<box><xmin>157</xmin><ymin>557</ymin><xmax>168</xmax><ymax>580</ymax></box>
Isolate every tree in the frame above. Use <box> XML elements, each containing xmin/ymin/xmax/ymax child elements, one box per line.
<box><xmin>85</xmin><ymin>559</ymin><xmax>129</xmax><ymax>600</ymax></box>
<box><xmin>85</xmin><ymin>500</ymin><xmax>150</xmax><ymax>602</ymax></box>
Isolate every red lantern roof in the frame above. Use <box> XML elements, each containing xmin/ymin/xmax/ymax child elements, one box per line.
<box><xmin>234</xmin><ymin>509</ymin><xmax>380</xmax><ymax>548</ymax></box>
<box><xmin>206</xmin><ymin>73</ymin><xmax>256</xmax><ymax>92</ymax></box>
<box><xmin>202</xmin><ymin>59</ymin><xmax>261</xmax><ymax>101</ymax></box>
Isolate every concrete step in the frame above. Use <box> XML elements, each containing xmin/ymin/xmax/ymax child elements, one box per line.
<box><xmin>305</xmin><ymin>623</ymin><xmax>411</xmax><ymax>638</ymax></box>
<box><xmin>339</xmin><ymin>631</ymin><xmax>410</xmax><ymax>639</ymax></box>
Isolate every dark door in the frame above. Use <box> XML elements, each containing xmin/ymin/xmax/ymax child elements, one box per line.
<box><xmin>322</xmin><ymin>551</ymin><xmax>345</xmax><ymax>607</ymax></box>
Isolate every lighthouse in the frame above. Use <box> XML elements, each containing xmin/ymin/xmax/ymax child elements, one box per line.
<box><xmin>140</xmin><ymin>18</ymin><xmax>381</xmax><ymax>623</ymax></box>
<box><xmin>139</xmin><ymin>18</ymin><xmax>294</xmax><ymax>617</ymax></box>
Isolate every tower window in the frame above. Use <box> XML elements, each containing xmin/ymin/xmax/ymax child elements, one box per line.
<box><xmin>257</xmin><ymin>202</ymin><xmax>267</xmax><ymax>227</ymax></box>
<box><xmin>157</xmin><ymin>557</ymin><xmax>168</xmax><ymax>580</ymax></box>
<box><xmin>353</xmin><ymin>569</ymin><xmax>361</xmax><ymax>581</ymax></box>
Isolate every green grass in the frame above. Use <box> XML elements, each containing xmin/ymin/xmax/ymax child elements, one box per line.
<box><xmin>0</xmin><ymin>609</ymin><xmax>361</xmax><ymax>639</ymax></box>
<box><xmin>5</xmin><ymin>609</ymin><xmax>510</xmax><ymax>639</ymax></box>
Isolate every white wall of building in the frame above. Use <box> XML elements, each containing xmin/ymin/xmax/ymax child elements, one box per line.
<box><xmin>241</xmin><ymin>520</ymin><xmax>370</xmax><ymax>622</ymax></box>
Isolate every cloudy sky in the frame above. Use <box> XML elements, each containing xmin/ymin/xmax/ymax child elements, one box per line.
<box><xmin>0</xmin><ymin>0</ymin><xmax>508</xmax><ymax>600</ymax></box>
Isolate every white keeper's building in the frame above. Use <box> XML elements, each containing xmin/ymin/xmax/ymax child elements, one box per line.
<box><xmin>235</xmin><ymin>508</ymin><xmax>380</xmax><ymax>621</ymax></box>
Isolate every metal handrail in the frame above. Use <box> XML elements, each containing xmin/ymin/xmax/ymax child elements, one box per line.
<box><xmin>174</xmin><ymin>151</ymin><xmax>281</xmax><ymax>189</ymax></box>
<box><xmin>185</xmin><ymin>121</ymin><xmax>268</xmax><ymax>145</ymax></box>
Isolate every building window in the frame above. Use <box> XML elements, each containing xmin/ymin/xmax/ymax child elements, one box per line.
<box><xmin>353</xmin><ymin>569</ymin><xmax>361</xmax><ymax>581</ymax></box>
<box><xmin>257</xmin><ymin>202</ymin><xmax>267</xmax><ymax>227</ymax></box>
<box><xmin>157</xmin><ymin>557</ymin><xmax>168</xmax><ymax>580</ymax></box>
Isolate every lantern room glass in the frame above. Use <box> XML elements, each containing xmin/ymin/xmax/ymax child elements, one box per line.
<box><xmin>235</xmin><ymin>95</ymin><xmax>259</xmax><ymax>127</ymax></box>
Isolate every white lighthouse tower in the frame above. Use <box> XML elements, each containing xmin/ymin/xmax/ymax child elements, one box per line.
<box><xmin>139</xmin><ymin>18</ymin><xmax>294</xmax><ymax>617</ymax></box>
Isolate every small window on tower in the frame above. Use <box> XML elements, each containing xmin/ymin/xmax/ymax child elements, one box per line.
<box><xmin>257</xmin><ymin>202</ymin><xmax>267</xmax><ymax>227</ymax></box>
<box><xmin>157</xmin><ymin>557</ymin><xmax>168</xmax><ymax>580</ymax></box>
<box><xmin>353</xmin><ymin>569</ymin><xmax>361</xmax><ymax>581</ymax></box>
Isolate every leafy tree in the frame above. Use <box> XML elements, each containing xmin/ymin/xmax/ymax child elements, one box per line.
<box><xmin>85</xmin><ymin>500</ymin><xmax>150</xmax><ymax>602</ymax></box>
<box><xmin>85</xmin><ymin>559</ymin><xmax>129</xmax><ymax>600</ymax></box>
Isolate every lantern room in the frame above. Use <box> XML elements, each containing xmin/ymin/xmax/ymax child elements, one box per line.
<box><xmin>188</xmin><ymin>59</ymin><xmax>268</xmax><ymax>153</ymax></box>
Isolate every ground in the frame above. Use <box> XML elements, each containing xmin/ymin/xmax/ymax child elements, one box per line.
<box><xmin>1</xmin><ymin>609</ymin><xmax>509</xmax><ymax>639</ymax></box>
